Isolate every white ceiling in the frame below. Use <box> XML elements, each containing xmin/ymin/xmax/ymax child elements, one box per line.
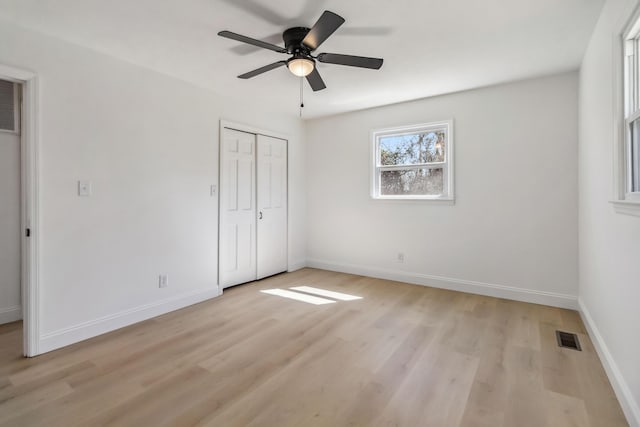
<box><xmin>0</xmin><ymin>0</ymin><xmax>604</xmax><ymax>119</ymax></box>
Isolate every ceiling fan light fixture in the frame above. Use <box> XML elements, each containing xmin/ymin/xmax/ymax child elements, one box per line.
<box><xmin>218</xmin><ymin>10</ymin><xmax>383</xmax><ymax>93</ymax></box>
<box><xmin>287</xmin><ymin>57</ymin><xmax>315</xmax><ymax>77</ymax></box>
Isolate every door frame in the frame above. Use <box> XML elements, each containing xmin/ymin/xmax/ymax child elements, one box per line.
<box><xmin>0</xmin><ymin>63</ymin><xmax>40</xmax><ymax>357</ymax></box>
<box><xmin>218</xmin><ymin>119</ymin><xmax>289</xmax><ymax>288</ymax></box>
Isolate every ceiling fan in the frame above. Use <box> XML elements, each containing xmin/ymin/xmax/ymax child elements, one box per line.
<box><xmin>218</xmin><ymin>10</ymin><xmax>384</xmax><ymax>92</ymax></box>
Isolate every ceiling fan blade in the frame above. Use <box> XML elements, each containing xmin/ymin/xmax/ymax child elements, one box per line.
<box><xmin>218</xmin><ymin>30</ymin><xmax>287</xmax><ymax>53</ymax></box>
<box><xmin>306</xmin><ymin>67</ymin><xmax>327</xmax><ymax>91</ymax></box>
<box><xmin>238</xmin><ymin>61</ymin><xmax>287</xmax><ymax>79</ymax></box>
<box><xmin>231</xmin><ymin>32</ymin><xmax>283</xmax><ymax>55</ymax></box>
<box><xmin>317</xmin><ymin>53</ymin><xmax>383</xmax><ymax>69</ymax></box>
<box><xmin>302</xmin><ymin>11</ymin><xmax>345</xmax><ymax>51</ymax></box>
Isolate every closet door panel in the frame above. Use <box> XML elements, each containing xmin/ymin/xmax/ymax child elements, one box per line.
<box><xmin>257</xmin><ymin>135</ymin><xmax>288</xmax><ymax>279</ymax></box>
<box><xmin>219</xmin><ymin>128</ymin><xmax>257</xmax><ymax>288</ymax></box>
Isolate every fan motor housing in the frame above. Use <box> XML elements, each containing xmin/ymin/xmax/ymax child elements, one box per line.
<box><xmin>283</xmin><ymin>27</ymin><xmax>311</xmax><ymax>55</ymax></box>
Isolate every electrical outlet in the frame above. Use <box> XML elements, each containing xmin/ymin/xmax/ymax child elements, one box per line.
<box><xmin>397</xmin><ymin>252</ymin><xmax>405</xmax><ymax>263</ymax></box>
<box><xmin>159</xmin><ymin>274</ymin><xmax>169</xmax><ymax>288</ymax></box>
<box><xmin>78</xmin><ymin>180</ymin><xmax>92</xmax><ymax>197</ymax></box>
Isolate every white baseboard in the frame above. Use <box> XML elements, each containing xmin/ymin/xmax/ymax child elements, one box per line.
<box><xmin>288</xmin><ymin>260</ymin><xmax>307</xmax><ymax>272</ymax></box>
<box><xmin>0</xmin><ymin>305</ymin><xmax>22</xmax><ymax>324</ymax></box>
<box><xmin>39</xmin><ymin>286</ymin><xmax>221</xmax><ymax>355</ymax></box>
<box><xmin>579</xmin><ymin>298</ymin><xmax>640</xmax><ymax>427</ymax></box>
<box><xmin>306</xmin><ymin>258</ymin><xmax>578</xmax><ymax>309</ymax></box>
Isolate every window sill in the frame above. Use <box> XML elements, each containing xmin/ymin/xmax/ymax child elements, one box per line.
<box><xmin>610</xmin><ymin>200</ymin><xmax>640</xmax><ymax>217</ymax></box>
<box><xmin>372</xmin><ymin>196</ymin><xmax>455</xmax><ymax>205</ymax></box>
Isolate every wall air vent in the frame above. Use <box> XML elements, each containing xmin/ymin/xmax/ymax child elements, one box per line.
<box><xmin>556</xmin><ymin>330</ymin><xmax>581</xmax><ymax>351</ymax></box>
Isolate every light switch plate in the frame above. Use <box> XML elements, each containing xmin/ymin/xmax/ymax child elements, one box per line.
<box><xmin>159</xmin><ymin>274</ymin><xmax>169</xmax><ymax>288</ymax></box>
<box><xmin>78</xmin><ymin>180</ymin><xmax>92</xmax><ymax>197</ymax></box>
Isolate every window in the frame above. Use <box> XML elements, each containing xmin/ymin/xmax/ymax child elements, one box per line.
<box><xmin>371</xmin><ymin>121</ymin><xmax>453</xmax><ymax>200</ymax></box>
<box><xmin>621</xmin><ymin>15</ymin><xmax>640</xmax><ymax>203</ymax></box>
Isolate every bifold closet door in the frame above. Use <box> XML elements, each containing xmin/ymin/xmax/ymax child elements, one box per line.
<box><xmin>256</xmin><ymin>135</ymin><xmax>287</xmax><ymax>279</ymax></box>
<box><xmin>219</xmin><ymin>128</ymin><xmax>257</xmax><ymax>288</ymax></box>
<box><xmin>219</xmin><ymin>127</ymin><xmax>288</xmax><ymax>288</ymax></box>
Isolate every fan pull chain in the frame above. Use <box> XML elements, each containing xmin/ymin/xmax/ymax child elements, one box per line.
<box><xmin>299</xmin><ymin>77</ymin><xmax>304</xmax><ymax>117</ymax></box>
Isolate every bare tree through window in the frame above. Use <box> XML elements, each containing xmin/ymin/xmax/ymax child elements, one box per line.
<box><xmin>372</xmin><ymin>122</ymin><xmax>452</xmax><ymax>199</ymax></box>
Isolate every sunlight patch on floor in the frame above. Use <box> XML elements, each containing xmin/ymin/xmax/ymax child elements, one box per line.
<box><xmin>290</xmin><ymin>286</ymin><xmax>362</xmax><ymax>301</ymax></box>
<box><xmin>260</xmin><ymin>289</ymin><xmax>336</xmax><ymax>305</ymax></box>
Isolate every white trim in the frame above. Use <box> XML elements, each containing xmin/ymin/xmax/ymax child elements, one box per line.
<box><xmin>610</xmin><ymin>199</ymin><xmax>640</xmax><ymax>217</ymax></box>
<box><xmin>613</xmin><ymin>6</ymin><xmax>640</xmax><ymax>208</ymax></box>
<box><xmin>0</xmin><ymin>64</ymin><xmax>35</xmax><ymax>81</ymax></box>
<box><xmin>287</xmin><ymin>260</ymin><xmax>307</xmax><ymax>272</ymax></box>
<box><xmin>0</xmin><ymin>305</ymin><xmax>22</xmax><ymax>324</ymax></box>
<box><xmin>39</xmin><ymin>287</ymin><xmax>221</xmax><ymax>354</ymax></box>
<box><xmin>579</xmin><ymin>299</ymin><xmax>640</xmax><ymax>427</ymax></box>
<box><xmin>220</xmin><ymin>119</ymin><xmax>289</xmax><ymax>142</ymax></box>
<box><xmin>371</xmin><ymin>197</ymin><xmax>455</xmax><ymax>205</ymax></box>
<box><xmin>624</xmin><ymin>192</ymin><xmax>640</xmax><ymax>202</ymax></box>
<box><xmin>613</xmin><ymin>27</ymin><xmax>627</xmax><ymax>201</ymax></box>
<box><xmin>306</xmin><ymin>259</ymin><xmax>577</xmax><ymax>309</ymax></box>
<box><xmin>0</xmin><ymin>63</ymin><xmax>40</xmax><ymax>357</ymax></box>
<box><xmin>22</xmin><ymin>75</ymin><xmax>40</xmax><ymax>357</ymax></box>
<box><xmin>370</xmin><ymin>119</ymin><xmax>455</xmax><ymax>201</ymax></box>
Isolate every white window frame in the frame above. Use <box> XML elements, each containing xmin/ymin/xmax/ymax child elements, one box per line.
<box><xmin>612</xmin><ymin>6</ymin><xmax>640</xmax><ymax>216</ymax></box>
<box><xmin>371</xmin><ymin>120</ymin><xmax>454</xmax><ymax>201</ymax></box>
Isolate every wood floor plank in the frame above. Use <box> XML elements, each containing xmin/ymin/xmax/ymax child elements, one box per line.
<box><xmin>503</xmin><ymin>345</ymin><xmax>549</xmax><ymax>427</ymax></box>
<box><xmin>545</xmin><ymin>390</ymin><xmax>591</xmax><ymax>427</ymax></box>
<box><xmin>0</xmin><ymin>380</ymin><xmax>73</xmax><ymax>424</ymax></box>
<box><xmin>459</xmin><ymin>327</ymin><xmax>509</xmax><ymax>426</ymax></box>
<box><xmin>375</xmin><ymin>343</ymin><xmax>480</xmax><ymax>427</ymax></box>
<box><xmin>340</xmin><ymin>324</ymin><xmax>437</xmax><ymax>426</ymax></box>
<box><xmin>0</xmin><ymin>268</ymin><xmax>629</xmax><ymax>426</ymax></box>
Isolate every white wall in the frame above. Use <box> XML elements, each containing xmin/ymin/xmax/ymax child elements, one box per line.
<box><xmin>0</xmin><ymin>128</ymin><xmax>21</xmax><ymax>324</ymax></box>
<box><xmin>305</xmin><ymin>73</ymin><xmax>579</xmax><ymax>308</ymax></box>
<box><xmin>579</xmin><ymin>0</ymin><xmax>640</xmax><ymax>424</ymax></box>
<box><xmin>0</xmin><ymin>19</ymin><xmax>305</xmax><ymax>353</ymax></box>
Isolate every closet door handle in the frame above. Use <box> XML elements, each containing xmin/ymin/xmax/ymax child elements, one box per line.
<box><xmin>259</xmin><ymin>211</ymin><xmax>263</xmax><ymax>220</ymax></box>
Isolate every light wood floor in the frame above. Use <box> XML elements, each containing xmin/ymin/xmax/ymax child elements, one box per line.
<box><xmin>0</xmin><ymin>268</ymin><xmax>628</xmax><ymax>426</ymax></box>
